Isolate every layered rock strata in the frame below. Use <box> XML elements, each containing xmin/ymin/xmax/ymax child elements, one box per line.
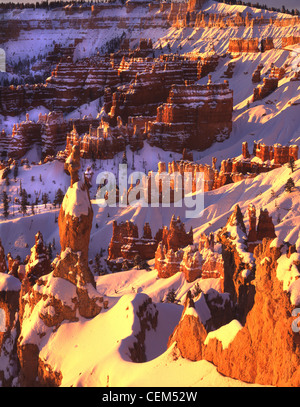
<box><xmin>147</xmin><ymin>80</ymin><xmax>233</xmax><ymax>152</ymax></box>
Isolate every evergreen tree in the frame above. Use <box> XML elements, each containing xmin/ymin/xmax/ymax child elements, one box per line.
<box><xmin>93</xmin><ymin>253</ymin><xmax>101</xmax><ymax>276</ymax></box>
<box><xmin>284</xmin><ymin>177</ymin><xmax>295</xmax><ymax>193</ymax></box>
<box><xmin>54</xmin><ymin>188</ymin><xmax>64</xmax><ymax>207</ymax></box>
<box><xmin>288</xmin><ymin>157</ymin><xmax>296</xmax><ymax>173</ymax></box>
<box><xmin>192</xmin><ymin>282</ymin><xmax>202</xmax><ymax>298</ymax></box>
<box><xmin>20</xmin><ymin>189</ymin><xmax>28</xmax><ymax>215</ymax></box>
<box><xmin>42</xmin><ymin>192</ymin><xmax>49</xmax><ymax>208</ymax></box>
<box><xmin>164</xmin><ymin>288</ymin><xmax>180</xmax><ymax>304</ymax></box>
<box><xmin>47</xmin><ymin>243</ymin><xmax>53</xmax><ymax>260</ymax></box>
<box><xmin>2</xmin><ymin>191</ymin><xmax>9</xmax><ymax>218</ymax></box>
<box><xmin>13</xmin><ymin>162</ymin><xmax>18</xmax><ymax>180</ymax></box>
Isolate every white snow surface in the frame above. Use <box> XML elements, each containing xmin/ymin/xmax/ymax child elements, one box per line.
<box><xmin>62</xmin><ymin>181</ymin><xmax>91</xmax><ymax>218</ymax></box>
<box><xmin>1</xmin><ymin>0</ymin><xmax>300</xmax><ymax>387</ymax></box>
<box><xmin>0</xmin><ymin>273</ymin><xmax>21</xmax><ymax>292</ymax></box>
<box><xmin>204</xmin><ymin>319</ymin><xmax>243</xmax><ymax>349</ymax></box>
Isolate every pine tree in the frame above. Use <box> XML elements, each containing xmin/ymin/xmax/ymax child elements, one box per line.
<box><xmin>2</xmin><ymin>191</ymin><xmax>9</xmax><ymax>218</ymax></box>
<box><xmin>47</xmin><ymin>243</ymin><xmax>53</xmax><ymax>260</ymax></box>
<box><xmin>20</xmin><ymin>189</ymin><xmax>28</xmax><ymax>215</ymax></box>
<box><xmin>13</xmin><ymin>162</ymin><xmax>18</xmax><ymax>180</ymax></box>
<box><xmin>164</xmin><ymin>288</ymin><xmax>180</xmax><ymax>304</ymax></box>
<box><xmin>192</xmin><ymin>282</ymin><xmax>202</xmax><ymax>298</ymax></box>
<box><xmin>288</xmin><ymin>157</ymin><xmax>296</xmax><ymax>173</ymax></box>
<box><xmin>54</xmin><ymin>188</ymin><xmax>64</xmax><ymax>207</ymax></box>
<box><xmin>42</xmin><ymin>192</ymin><xmax>49</xmax><ymax>208</ymax></box>
<box><xmin>93</xmin><ymin>253</ymin><xmax>101</xmax><ymax>276</ymax></box>
<box><xmin>285</xmin><ymin>177</ymin><xmax>295</xmax><ymax>193</ymax></box>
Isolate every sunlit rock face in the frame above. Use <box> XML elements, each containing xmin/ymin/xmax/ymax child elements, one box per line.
<box><xmin>147</xmin><ymin>81</ymin><xmax>233</xmax><ymax>152</ymax></box>
<box><xmin>17</xmin><ymin>146</ymin><xmax>105</xmax><ymax>386</ymax></box>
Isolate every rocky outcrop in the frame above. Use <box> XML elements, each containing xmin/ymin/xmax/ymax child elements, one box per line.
<box><xmin>0</xmin><ymin>273</ymin><xmax>21</xmax><ymax>387</ymax></box>
<box><xmin>162</xmin><ymin>215</ymin><xmax>193</xmax><ymax>252</ymax></box>
<box><xmin>23</xmin><ymin>232</ymin><xmax>51</xmax><ymax>288</ymax></box>
<box><xmin>0</xmin><ymin>240</ymin><xmax>7</xmax><ymax>274</ymax></box>
<box><xmin>166</xmin><ymin>210</ymin><xmax>300</xmax><ymax>386</ymax></box>
<box><xmin>282</xmin><ymin>36</ymin><xmax>300</xmax><ymax>48</ymax></box>
<box><xmin>229</xmin><ymin>38</ymin><xmax>259</xmax><ymax>53</ymax></box>
<box><xmin>261</xmin><ymin>37</ymin><xmax>274</xmax><ymax>52</ymax></box>
<box><xmin>108</xmin><ymin>220</ymin><xmax>159</xmax><ymax>265</ymax></box>
<box><xmin>17</xmin><ymin>145</ymin><xmax>105</xmax><ymax>386</ymax></box>
<box><xmin>59</xmin><ymin>145</ymin><xmax>93</xmax><ymax>266</ymax></box>
<box><xmin>155</xmin><ymin>221</ymin><xmax>224</xmax><ymax>283</ymax></box>
<box><xmin>168</xmin><ymin>293</ymin><xmax>208</xmax><ymax>361</ymax></box>
<box><xmin>147</xmin><ymin>80</ymin><xmax>233</xmax><ymax>152</ymax></box>
<box><xmin>252</xmin><ymin>141</ymin><xmax>298</xmax><ymax>165</ymax></box>
<box><xmin>252</xmin><ymin>63</ymin><xmax>263</xmax><ymax>83</ymax></box>
<box><xmin>217</xmin><ymin>205</ymin><xmax>255</xmax><ymax>324</ymax></box>
<box><xmin>203</xmin><ymin>239</ymin><xmax>300</xmax><ymax>386</ymax></box>
<box><xmin>256</xmin><ymin>208</ymin><xmax>276</xmax><ymax>242</ymax></box>
<box><xmin>167</xmin><ymin>288</ymin><xmax>234</xmax><ymax>360</ymax></box>
<box><xmin>253</xmin><ymin>65</ymin><xmax>285</xmax><ymax>101</ymax></box>
<box><xmin>3</xmin><ymin>111</ymin><xmax>68</xmax><ymax>159</ymax></box>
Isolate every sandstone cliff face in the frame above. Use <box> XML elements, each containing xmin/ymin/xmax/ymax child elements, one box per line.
<box><xmin>147</xmin><ymin>81</ymin><xmax>233</xmax><ymax>152</ymax></box>
<box><xmin>204</xmin><ymin>238</ymin><xmax>300</xmax><ymax>386</ymax></box>
<box><xmin>229</xmin><ymin>38</ymin><xmax>259</xmax><ymax>53</ymax></box>
<box><xmin>167</xmin><ymin>228</ymin><xmax>300</xmax><ymax>386</ymax></box>
<box><xmin>218</xmin><ymin>205</ymin><xmax>257</xmax><ymax>323</ymax></box>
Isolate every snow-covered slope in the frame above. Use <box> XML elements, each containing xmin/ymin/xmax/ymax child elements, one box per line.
<box><xmin>1</xmin><ymin>0</ymin><xmax>300</xmax><ymax>387</ymax></box>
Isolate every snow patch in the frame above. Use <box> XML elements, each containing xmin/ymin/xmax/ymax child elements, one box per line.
<box><xmin>0</xmin><ymin>274</ymin><xmax>21</xmax><ymax>292</ymax></box>
<box><xmin>204</xmin><ymin>319</ymin><xmax>243</xmax><ymax>349</ymax></box>
<box><xmin>62</xmin><ymin>181</ymin><xmax>91</xmax><ymax>218</ymax></box>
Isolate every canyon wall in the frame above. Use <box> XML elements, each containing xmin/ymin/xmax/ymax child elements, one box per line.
<box><xmin>147</xmin><ymin>79</ymin><xmax>233</xmax><ymax>152</ymax></box>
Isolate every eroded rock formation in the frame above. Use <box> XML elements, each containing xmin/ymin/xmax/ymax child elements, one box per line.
<box><xmin>0</xmin><ymin>240</ymin><xmax>7</xmax><ymax>274</ymax></box>
<box><xmin>253</xmin><ymin>64</ymin><xmax>285</xmax><ymax>101</ymax></box>
<box><xmin>204</xmin><ymin>238</ymin><xmax>300</xmax><ymax>386</ymax></box>
<box><xmin>0</xmin><ymin>274</ymin><xmax>21</xmax><ymax>387</ymax></box>
<box><xmin>147</xmin><ymin>80</ymin><xmax>233</xmax><ymax>152</ymax></box>
<box><xmin>107</xmin><ymin>220</ymin><xmax>159</xmax><ymax>268</ymax></box>
<box><xmin>17</xmin><ymin>145</ymin><xmax>106</xmax><ymax>386</ymax></box>
<box><xmin>23</xmin><ymin>231</ymin><xmax>51</xmax><ymax>288</ymax></box>
<box><xmin>155</xmin><ymin>218</ymin><xmax>224</xmax><ymax>283</ymax></box>
<box><xmin>229</xmin><ymin>38</ymin><xmax>259</xmax><ymax>53</ymax></box>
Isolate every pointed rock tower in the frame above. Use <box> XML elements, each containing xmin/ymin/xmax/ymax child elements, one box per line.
<box><xmin>167</xmin><ymin>291</ymin><xmax>207</xmax><ymax>361</ymax></box>
<box><xmin>17</xmin><ymin>145</ymin><xmax>105</xmax><ymax>386</ymax></box>
<box><xmin>55</xmin><ymin>143</ymin><xmax>103</xmax><ymax>317</ymax></box>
